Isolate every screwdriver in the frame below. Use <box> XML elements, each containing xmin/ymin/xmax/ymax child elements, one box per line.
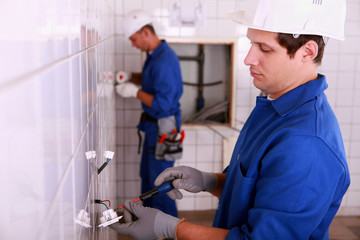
<box><xmin>117</xmin><ymin>181</ymin><xmax>174</xmax><ymax>209</ymax></box>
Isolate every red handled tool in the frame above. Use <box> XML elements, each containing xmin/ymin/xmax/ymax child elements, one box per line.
<box><xmin>158</xmin><ymin>133</ymin><xmax>167</xmax><ymax>144</ymax></box>
<box><xmin>180</xmin><ymin>130</ymin><xmax>185</xmax><ymax>144</ymax></box>
<box><xmin>117</xmin><ymin>181</ymin><xmax>174</xmax><ymax>209</ymax></box>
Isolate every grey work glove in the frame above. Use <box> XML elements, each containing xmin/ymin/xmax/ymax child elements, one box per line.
<box><xmin>154</xmin><ymin>166</ymin><xmax>218</xmax><ymax>200</ymax></box>
<box><xmin>109</xmin><ymin>200</ymin><xmax>180</xmax><ymax>240</ymax></box>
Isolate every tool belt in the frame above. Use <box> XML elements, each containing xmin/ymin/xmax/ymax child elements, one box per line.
<box><xmin>138</xmin><ymin>112</ymin><xmax>184</xmax><ymax>161</ymax></box>
<box><xmin>140</xmin><ymin>112</ymin><xmax>157</xmax><ymax>122</ymax></box>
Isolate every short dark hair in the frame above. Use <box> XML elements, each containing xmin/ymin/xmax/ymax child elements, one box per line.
<box><xmin>276</xmin><ymin>33</ymin><xmax>325</xmax><ymax>65</ymax></box>
<box><xmin>140</xmin><ymin>24</ymin><xmax>156</xmax><ymax>35</ymax></box>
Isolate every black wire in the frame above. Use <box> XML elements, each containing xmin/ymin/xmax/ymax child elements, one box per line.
<box><xmin>98</xmin><ymin>162</ymin><xmax>108</xmax><ymax>174</ymax></box>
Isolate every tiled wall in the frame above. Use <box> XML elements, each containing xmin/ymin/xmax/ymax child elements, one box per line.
<box><xmin>115</xmin><ymin>0</ymin><xmax>360</xmax><ymax>214</ymax></box>
<box><xmin>0</xmin><ymin>0</ymin><xmax>117</xmax><ymax>239</ymax></box>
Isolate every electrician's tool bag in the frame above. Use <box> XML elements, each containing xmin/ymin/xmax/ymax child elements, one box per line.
<box><xmin>155</xmin><ymin>115</ymin><xmax>184</xmax><ymax>161</ymax></box>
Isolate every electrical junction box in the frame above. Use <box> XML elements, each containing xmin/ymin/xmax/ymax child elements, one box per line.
<box><xmin>98</xmin><ymin>209</ymin><xmax>123</xmax><ymax>227</ymax></box>
<box><xmin>74</xmin><ymin>209</ymin><xmax>91</xmax><ymax>228</ymax></box>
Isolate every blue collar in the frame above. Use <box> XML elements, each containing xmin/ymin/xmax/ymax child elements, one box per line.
<box><xmin>147</xmin><ymin>40</ymin><xmax>167</xmax><ymax>59</ymax></box>
<box><xmin>257</xmin><ymin>74</ymin><xmax>328</xmax><ymax>116</ymax></box>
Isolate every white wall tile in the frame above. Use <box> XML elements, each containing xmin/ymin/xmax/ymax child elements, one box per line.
<box><xmin>124</xmin><ymin>146</ymin><xmax>142</xmax><ymax>164</ymax></box>
<box><xmin>116</xmin><ymin>146</ymin><xmax>125</xmax><ymax>163</ymax></box>
<box><xmin>115</xmin><ymin>54</ymin><xmax>125</xmax><ymax>72</ymax></box>
<box><xmin>159</xmin><ymin>17</ymin><xmax>181</xmax><ymax>37</ymax></box>
<box><xmin>338</xmin><ymin>54</ymin><xmax>357</xmax><ymax>71</ymax></box>
<box><xmin>182</xmin><ymin>145</ymin><xmax>197</xmax><ymax>163</ymax></box>
<box><xmin>350</xmin><ymin>141</ymin><xmax>360</xmax><ymax>158</ymax></box>
<box><xmin>326</xmin><ymin>89</ymin><xmax>337</xmax><ymax>107</ymax></box>
<box><xmin>195</xmin><ymin>19</ymin><xmax>218</xmax><ymax>37</ymax></box>
<box><xmin>351</xmin><ymin>125</ymin><xmax>360</xmax><ymax>141</ymax></box>
<box><xmin>183</xmin><ymin>129</ymin><xmax>197</xmax><ymax>145</ymax></box>
<box><xmin>124</xmin><ymin>54</ymin><xmax>143</xmax><ymax>72</ymax></box>
<box><xmin>197</xmin><ymin>162</ymin><xmax>214</xmax><ymax>172</ymax></box>
<box><xmin>321</xmin><ymin>53</ymin><xmax>339</xmax><ymax>72</ymax></box>
<box><xmin>124</xmin><ymin>98</ymin><xmax>142</xmax><ymax>109</ymax></box>
<box><xmin>176</xmin><ymin>197</ymin><xmax>195</xmax><ymax>210</ymax></box>
<box><xmin>115</xmin><ymin>17</ymin><xmax>125</xmax><ymax>36</ymax></box>
<box><xmin>324</xmin><ymin>39</ymin><xmax>341</xmax><ymax>54</ymax></box>
<box><xmin>336</xmin><ymin>107</ymin><xmax>353</xmax><ymax>124</ymax></box>
<box><xmin>205</xmin><ymin>0</ymin><xmax>218</xmax><ymax>18</ymax></box>
<box><xmin>197</xmin><ymin>129</ymin><xmax>214</xmax><ymax>145</ymax></box>
<box><xmin>349</xmin><ymin>175</ymin><xmax>360</xmax><ymax>191</ymax></box>
<box><xmin>217</xmin><ymin>0</ymin><xmax>236</xmax><ymax>18</ymax></box>
<box><xmin>236</xmin><ymin>106</ymin><xmax>252</xmax><ymax>123</ymax></box>
<box><xmin>115</xmin><ymin>0</ymin><xmax>124</xmax><ymax>15</ymax></box>
<box><xmin>116</xmin><ymin>128</ymin><xmax>125</xmax><ymax>145</ymax></box>
<box><xmin>344</xmin><ymin>140</ymin><xmax>351</xmax><ymax>158</ymax></box>
<box><xmin>143</xmin><ymin>0</ymin><xmax>162</xmax><ymax>17</ymax></box>
<box><xmin>124</xmin><ymin>110</ymin><xmax>141</xmax><ymax>127</ymax></box>
<box><xmin>124</xmin><ymin>0</ymin><xmax>143</xmax><ymax>14</ymax></box>
<box><xmin>349</xmin><ymin>157</ymin><xmax>360</xmax><ymax>174</ymax></box>
<box><xmin>180</xmin><ymin>26</ymin><xmax>198</xmax><ymax>37</ymax></box>
<box><xmin>237</xmin><ymin>72</ymin><xmax>252</xmax><ymax>91</ymax></box>
<box><xmin>336</xmin><ymin>90</ymin><xmax>354</xmax><ymax>107</ymax></box>
<box><xmin>124</xmin><ymin>181</ymin><xmax>141</xmax><ymax>199</ymax></box>
<box><xmin>196</xmin><ymin>145</ymin><xmax>214</xmax><ymax>162</ymax></box>
<box><xmin>195</xmin><ymin>196</ymin><xmax>213</xmax><ymax>210</ymax></box>
<box><xmin>346</xmin><ymin>1</ymin><xmax>360</xmax><ymax>21</ymax></box>
<box><xmin>216</xmin><ymin>19</ymin><xmax>237</xmax><ymax>37</ymax></box>
<box><xmin>352</xmin><ymin>107</ymin><xmax>360</xmax><ymax>125</ymax></box>
<box><xmin>125</xmin><ymin>128</ymin><xmax>141</xmax><ymax>145</ymax></box>
<box><xmin>345</xmin><ymin>21</ymin><xmax>360</xmax><ymax>36</ymax></box>
<box><xmin>237</xmin><ymin>88</ymin><xmax>251</xmax><ymax>106</ymax></box>
<box><xmin>337</xmin><ymin>72</ymin><xmax>355</xmax><ymax>90</ymax></box>
<box><xmin>125</xmin><ymin>163</ymin><xmax>141</xmax><ymax>181</ymax></box>
<box><xmin>347</xmin><ymin>191</ymin><xmax>360</xmax><ymax>207</ymax></box>
<box><xmin>340</xmin><ymin>124</ymin><xmax>352</xmax><ymax>141</ymax></box>
<box><xmin>341</xmin><ymin>38</ymin><xmax>360</xmax><ymax>54</ymax></box>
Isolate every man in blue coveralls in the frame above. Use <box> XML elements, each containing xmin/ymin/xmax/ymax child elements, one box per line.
<box><xmin>116</xmin><ymin>9</ymin><xmax>183</xmax><ymax>217</ymax></box>
<box><xmin>111</xmin><ymin>1</ymin><xmax>350</xmax><ymax>239</ymax></box>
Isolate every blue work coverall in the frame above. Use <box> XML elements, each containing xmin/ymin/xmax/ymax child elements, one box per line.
<box><xmin>213</xmin><ymin>75</ymin><xmax>350</xmax><ymax>239</ymax></box>
<box><xmin>137</xmin><ymin>40</ymin><xmax>183</xmax><ymax>217</ymax></box>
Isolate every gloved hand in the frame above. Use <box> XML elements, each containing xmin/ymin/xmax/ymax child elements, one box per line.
<box><xmin>116</xmin><ymin>82</ymin><xmax>139</xmax><ymax>98</ymax></box>
<box><xmin>154</xmin><ymin>166</ymin><xmax>218</xmax><ymax>200</ymax></box>
<box><xmin>109</xmin><ymin>200</ymin><xmax>180</xmax><ymax>240</ymax></box>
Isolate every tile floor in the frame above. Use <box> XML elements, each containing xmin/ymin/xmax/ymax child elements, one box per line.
<box><xmin>116</xmin><ymin>210</ymin><xmax>360</xmax><ymax>239</ymax></box>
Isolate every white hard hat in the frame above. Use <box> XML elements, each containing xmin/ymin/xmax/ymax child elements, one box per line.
<box><xmin>228</xmin><ymin>0</ymin><xmax>346</xmax><ymax>40</ymax></box>
<box><xmin>123</xmin><ymin>9</ymin><xmax>153</xmax><ymax>38</ymax></box>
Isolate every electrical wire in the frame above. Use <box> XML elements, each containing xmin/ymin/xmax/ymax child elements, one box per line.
<box><xmin>98</xmin><ymin>159</ymin><xmax>111</xmax><ymax>174</ymax></box>
<box><xmin>101</xmin><ymin>202</ymin><xmax>109</xmax><ymax>210</ymax></box>
<box><xmin>101</xmin><ymin>200</ymin><xmax>111</xmax><ymax>207</ymax></box>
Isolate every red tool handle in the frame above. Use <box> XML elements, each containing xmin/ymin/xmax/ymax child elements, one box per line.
<box><xmin>180</xmin><ymin>130</ymin><xmax>185</xmax><ymax>144</ymax></box>
<box><xmin>117</xmin><ymin>197</ymin><xmax>141</xmax><ymax>210</ymax></box>
<box><xmin>159</xmin><ymin>133</ymin><xmax>167</xmax><ymax>144</ymax></box>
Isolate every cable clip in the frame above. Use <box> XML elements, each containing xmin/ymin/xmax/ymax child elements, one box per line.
<box><xmin>85</xmin><ymin>151</ymin><xmax>96</xmax><ymax>160</ymax></box>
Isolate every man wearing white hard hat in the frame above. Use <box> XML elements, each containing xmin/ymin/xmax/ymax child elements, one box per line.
<box><xmin>115</xmin><ymin>9</ymin><xmax>183</xmax><ymax>218</ymax></box>
<box><xmin>111</xmin><ymin>1</ymin><xmax>350</xmax><ymax>239</ymax></box>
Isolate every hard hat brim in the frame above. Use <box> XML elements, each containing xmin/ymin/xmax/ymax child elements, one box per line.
<box><xmin>228</xmin><ymin>10</ymin><xmax>345</xmax><ymax>41</ymax></box>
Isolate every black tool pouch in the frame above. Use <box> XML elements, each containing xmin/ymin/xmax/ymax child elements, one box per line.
<box><xmin>155</xmin><ymin>115</ymin><xmax>184</xmax><ymax>161</ymax></box>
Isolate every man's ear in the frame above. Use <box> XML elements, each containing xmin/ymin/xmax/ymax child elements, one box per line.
<box><xmin>301</xmin><ymin>40</ymin><xmax>318</xmax><ymax>63</ymax></box>
<box><xmin>141</xmin><ymin>27</ymin><xmax>151</xmax><ymax>38</ymax></box>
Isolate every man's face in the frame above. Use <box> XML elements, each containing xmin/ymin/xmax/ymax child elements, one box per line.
<box><xmin>129</xmin><ymin>30</ymin><xmax>148</xmax><ymax>51</ymax></box>
<box><xmin>244</xmin><ymin>28</ymin><xmax>302</xmax><ymax>99</ymax></box>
